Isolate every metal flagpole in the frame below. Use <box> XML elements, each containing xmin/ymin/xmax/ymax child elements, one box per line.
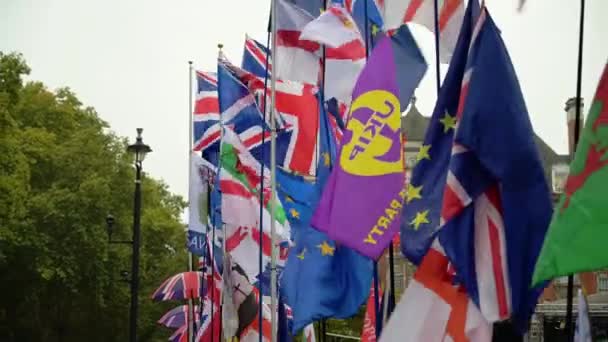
<box><xmin>387</xmin><ymin>245</ymin><xmax>395</xmax><ymax>316</ymax></box>
<box><xmin>360</xmin><ymin>0</ymin><xmax>382</xmax><ymax>337</ymax></box>
<box><xmin>270</xmin><ymin>0</ymin><xmax>279</xmax><ymax>340</ymax></box>
<box><xmin>187</xmin><ymin>60</ymin><xmax>196</xmax><ymax>342</ymax></box>
<box><xmin>566</xmin><ymin>1</ymin><xmax>586</xmax><ymax>340</ymax></box>
<box><xmin>258</xmin><ymin>16</ymin><xmax>273</xmax><ymax>342</ymax></box>
<box><xmin>433</xmin><ymin>0</ymin><xmax>441</xmax><ymax>94</ymax></box>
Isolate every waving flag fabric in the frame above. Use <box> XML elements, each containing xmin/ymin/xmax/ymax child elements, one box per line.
<box><xmin>300</xmin><ymin>5</ymin><xmax>364</xmax><ymax>49</ymax></box>
<box><xmin>439</xmin><ymin>6</ymin><xmax>552</xmax><ymax>328</ymax></box>
<box><xmin>402</xmin><ymin>0</ymin><xmax>551</xmax><ymax>329</ymax></box>
<box><xmin>280</xmin><ymin>98</ymin><xmax>372</xmax><ymax>333</ymax></box>
<box><xmin>220</xmin><ymin>127</ymin><xmax>290</xmax><ymax>282</ymax></box>
<box><xmin>311</xmin><ymin>26</ymin><xmax>426</xmax><ymax>259</ymax></box>
<box><xmin>380</xmin><ymin>240</ymin><xmax>492</xmax><ymax>342</ymax></box>
<box><xmin>151</xmin><ymin>271</ymin><xmax>206</xmax><ymax>302</ymax></box>
<box><xmin>168</xmin><ymin>324</ymin><xmax>188</xmax><ymax>342</ymax></box>
<box><xmin>400</xmin><ymin>0</ymin><xmax>480</xmax><ymax>265</ymax></box>
<box><xmin>575</xmin><ymin>289</ymin><xmax>592</xmax><ymax>342</ymax></box>
<box><xmin>221</xmin><ymin>59</ymin><xmax>321</xmax><ymax>176</ymax></box>
<box><xmin>300</xmin><ymin>4</ymin><xmax>366</xmax><ymax>104</ymax></box>
<box><xmin>532</xmin><ymin>62</ymin><xmax>608</xmax><ymax>287</ymax></box>
<box><xmin>158</xmin><ymin>305</ymin><xmax>200</xmax><ymax>329</ymax></box>
<box><xmin>193</xmin><ymin>71</ymin><xmax>222</xmax><ymax>165</ymax></box>
<box><xmin>276</xmin><ymin>0</ymin><xmax>321</xmax><ymax>84</ymax></box>
<box><xmin>337</xmin><ymin>0</ymin><xmax>384</xmax><ymax>36</ymax></box>
<box><xmin>242</xmin><ymin>35</ymin><xmax>271</xmax><ymax>79</ymax></box>
<box><xmin>361</xmin><ymin>285</ymin><xmax>382</xmax><ymax>342</ymax></box>
<box><xmin>285</xmin><ymin>0</ymin><xmax>322</xmax><ymax>17</ymax></box>
<box><xmin>383</xmin><ymin>0</ymin><xmax>464</xmax><ymax>63</ymax></box>
<box><xmin>187</xmin><ymin>152</ymin><xmax>215</xmax><ymax>256</ymax></box>
<box><xmin>217</xmin><ymin>61</ymin><xmax>270</xmax><ymax>145</ymax></box>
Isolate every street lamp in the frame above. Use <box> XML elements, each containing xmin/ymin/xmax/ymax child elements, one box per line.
<box><xmin>105</xmin><ymin>214</ymin><xmax>133</xmax><ymax>244</ymax></box>
<box><xmin>126</xmin><ymin>128</ymin><xmax>152</xmax><ymax>342</ymax></box>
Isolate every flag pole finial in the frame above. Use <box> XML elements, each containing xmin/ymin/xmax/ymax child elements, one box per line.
<box><xmin>218</xmin><ymin>43</ymin><xmax>224</xmax><ymax>51</ymax></box>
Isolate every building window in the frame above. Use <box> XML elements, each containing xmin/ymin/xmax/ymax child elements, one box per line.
<box><xmin>598</xmin><ymin>273</ymin><xmax>608</xmax><ymax>292</ymax></box>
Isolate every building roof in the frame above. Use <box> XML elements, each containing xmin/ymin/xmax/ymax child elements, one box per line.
<box><xmin>401</xmin><ymin>101</ymin><xmax>569</xmax><ymax>187</ymax></box>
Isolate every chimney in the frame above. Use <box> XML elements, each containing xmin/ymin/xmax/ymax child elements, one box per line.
<box><xmin>565</xmin><ymin>97</ymin><xmax>584</xmax><ymax>154</ymax></box>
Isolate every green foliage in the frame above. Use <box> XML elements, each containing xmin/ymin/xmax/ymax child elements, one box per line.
<box><xmin>0</xmin><ymin>51</ymin><xmax>188</xmax><ymax>341</ymax></box>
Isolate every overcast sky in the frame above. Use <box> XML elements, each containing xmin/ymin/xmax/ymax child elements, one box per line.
<box><xmin>2</xmin><ymin>0</ymin><xmax>607</xmax><ymax>200</ymax></box>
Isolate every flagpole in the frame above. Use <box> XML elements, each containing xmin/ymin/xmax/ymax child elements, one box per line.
<box><xmin>270</xmin><ymin>0</ymin><xmax>279</xmax><ymax>340</ymax></box>
<box><xmin>187</xmin><ymin>60</ymin><xmax>196</xmax><ymax>342</ymax></box>
<box><xmin>566</xmin><ymin>0</ymin><xmax>586</xmax><ymax>340</ymax></box>
<box><xmin>317</xmin><ymin>0</ymin><xmax>329</xmax><ymax>336</ymax></box>
<box><xmin>258</xmin><ymin>15</ymin><xmax>273</xmax><ymax>342</ymax></box>
<box><xmin>433</xmin><ymin>0</ymin><xmax>441</xmax><ymax>94</ymax></box>
<box><xmin>359</xmin><ymin>0</ymin><xmax>382</xmax><ymax>337</ymax></box>
<box><xmin>387</xmin><ymin>245</ymin><xmax>395</xmax><ymax>315</ymax></box>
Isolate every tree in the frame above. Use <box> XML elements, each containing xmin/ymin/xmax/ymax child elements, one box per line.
<box><xmin>0</xmin><ymin>51</ymin><xmax>188</xmax><ymax>341</ymax></box>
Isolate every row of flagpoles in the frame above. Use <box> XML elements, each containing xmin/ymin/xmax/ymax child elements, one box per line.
<box><xmin>146</xmin><ymin>0</ymin><xmax>607</xmax><ymax>341</ymax></box>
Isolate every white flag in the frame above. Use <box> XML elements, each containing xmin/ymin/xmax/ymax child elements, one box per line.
<box><xmin>382</xmin><ymin>0</ymin><xmax>465</xmax><ymax>63</ymax></box>
<box><xmin>575</xmin><ymin>289</ymin><xmax>592</xmax><ymax>342</ymax></box>
<box><xmin>275</xmin><ymin>0</ymin><xmax>321</xmax><ymax>85</ymax></box>
<box><xmin>299</xmin><ymin>4</ymin><xmax>366</xmax><ymax>104</ymax></box>
<box><xmin>188</xmin><ymin>152</ymin><xmax>214</xmax><ymax>249</ymax></box>
<box><xmin>380</xmin><ymin>241</ymin><xmax>492</xmax><ymax>342</ymax></box>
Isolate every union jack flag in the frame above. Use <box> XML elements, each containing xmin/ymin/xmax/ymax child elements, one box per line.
<box><xmin>168</xmin><ymin>324</ymin><xmax>188</xmax><ymax>342</ymax></box>
<box><xmin>193</xmin><ymin>235</ymin><xmax>222</xmax><ymax>341</ymax></box>
<box><xmin>242</xmin><ymin>35</ymin><xmax>271</xmax><ymax>78</ymax></box>
<box><xmin>403</xmin><ymin>0</ymin><xmax>551</xmax><ymax>329</ymax></box>
<box><xmin>217</xmin><ymin>60</ymin><xmax>272</xmax><ymax>150</ymax></box>
<box><xmin>221</xmin><ymin>58</ymin><xmax>321</xmax><ymax>176</ymax></box>
<box><xmin>437</xmin><ymin>4</ymin><xmax>514</xmax><ymax>322</ymax></box>
<box><xmin>193</xmin><ymin>71</ymin><xmax>221</xmax><ymax>165</ymax></box>
<box><xmin>158</xmin><ymin>305</ymin><xmax>200</xmax><ymax>329</ymax></box>
<box><xmin>151</xmin><ymin>271</ymin><xmax>206</xmax><ymax>301</ymax></box>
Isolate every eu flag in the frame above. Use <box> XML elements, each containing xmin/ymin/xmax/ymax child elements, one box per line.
<box><xmin>437</xmin><ymin>6</ymin><xmax>552</xmax><ymax>329</ymax></box>
<box><xmin>400</xmin><ymin>0</ymin><xmax>481</xmax><ymax>265</ymax></box>
<box><xmin>280</xmin><ymin>94</ymin><xmax>373</xmax><ymax>332</ymax></box>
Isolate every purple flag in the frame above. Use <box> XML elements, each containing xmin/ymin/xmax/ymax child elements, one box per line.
<box><xmin>311</xmin><ymin>26</ymin><xmax>427</xmax><ymax>259</ymax></box>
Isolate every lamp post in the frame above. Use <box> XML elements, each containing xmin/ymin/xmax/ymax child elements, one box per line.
<box><xmin>127</xmin><ymin>128</ymin><xmax>152</xmax><ymax>342</ymax></box>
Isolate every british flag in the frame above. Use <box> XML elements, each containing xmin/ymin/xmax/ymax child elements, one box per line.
<box><xmin>217</xmin><ymin>60</ymin><xmax>273</xmax><ymax>150</ymax></box>
<box><xmin>193</xmin><ymin>71</ymin><xmax>221</xmax><ymax>165</ymax></box>
<box><xmin>168</xmin><ymin>324</ymin><xmax>188</xmax><ymax>342</ymax></box>
<box><xmin>403</xmin><ymin>0</ymin><xmax>551</xmax><ymax>330</ymax></box>
<box><xmin>221</xmin><ymin>58</ymin><xmax>321</xmax><ymax>176</ymax></box>
<box><xmin>436</xmin><ymin>4</ymin><xmax>513</xmax><ymax>321</ymax></box>
<box><xmin>151</xmin><ymin>271</ymin><xmax>206</xmax><ymax>302</ymax></box>
<box><xmin>193</xmin><ymin>235</ymin><xmax>222</xmax><ymax>341</ymax></box>
<box><xmin>158</xmin><ymin>305</ymin><xmax>200</xmax><ymax>329</ymax></box>
<box><xmin>242</xmin><ymin>35</ymin><xmax>271</xmax><ymax>79</ymax></box>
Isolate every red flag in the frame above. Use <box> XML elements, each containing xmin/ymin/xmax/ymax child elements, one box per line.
<box><xmin>361</xmin><ymin>285</ymin><xmax>383</xmax><ymax>342</ymax></box>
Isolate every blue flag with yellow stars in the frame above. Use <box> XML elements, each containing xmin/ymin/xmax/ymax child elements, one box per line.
<box><xmin>279</xmin><ymin>93</ymin><xmax>373</xmax><ymax>333</ymax></box>
<box><xmin>400</xmin><ymin>0</ymin><xmax>481</xmax><ymax>265</ymax></box>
